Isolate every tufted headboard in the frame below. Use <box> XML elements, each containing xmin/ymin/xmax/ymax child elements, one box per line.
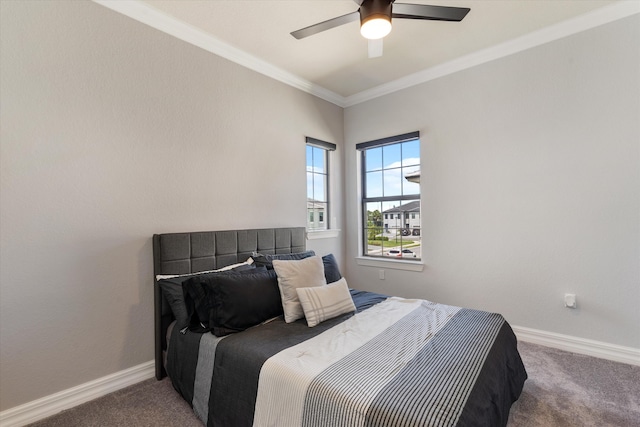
<box><xmin>152</xmin><ymin>227</ymin><xmax>306</xmax><ymax>379</ymax></box>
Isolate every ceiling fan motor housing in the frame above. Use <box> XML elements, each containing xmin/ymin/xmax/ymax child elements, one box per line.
<box><xmin>360</xmin><ymin>0</ymin><xmax>393</xmax><ymax>28</ymax></box>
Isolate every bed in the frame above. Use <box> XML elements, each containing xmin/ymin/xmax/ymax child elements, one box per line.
<box><xmin>153</xmin><ymin>227</ymin><xmax>527</xmax><ymax>427</ymax></box>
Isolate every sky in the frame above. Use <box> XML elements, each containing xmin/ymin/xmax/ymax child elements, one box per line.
<box><xmin>364</xmin><ymin>139</ymin><xmax>420</xmax><ymax>209</ymax></box>
<box><xmin>306</xmin><ymin>139</ymin><xmax>421</xmax><ymax>211</ymax></box>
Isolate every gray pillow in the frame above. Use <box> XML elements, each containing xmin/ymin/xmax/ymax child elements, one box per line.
<box><xmin>185</xmin><ymin>269</ymin><xmax>282</xmax><ymax>337</ymax></box>
<box><xmin>158</xmin><ymin>263</ymin><xmax>256</xmax><ymax>330</ymax></box>
<box><xmin>322</xmin><ymin>253</ymin><xmax>342</xmax><ymax>284</ymax></box>
<box><xmin>251</xmin><ymin>250</ymin><xmax>315</xmax><ymax>269</ymax></box>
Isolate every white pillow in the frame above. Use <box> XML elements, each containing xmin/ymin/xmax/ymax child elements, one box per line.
<box><xmin>155</xmin><ymin>258</ymin><xmax>253</xmax><ymax>280</ymax></box>
<box><xmin>296</xmin><ymin>278</ymin><xmax>356</xmax><ymax>327</ymax></box>
<box><xmin>272</xmin><ymin>256</ymin><xmax>327</xmax><ymax>323</ymax></box>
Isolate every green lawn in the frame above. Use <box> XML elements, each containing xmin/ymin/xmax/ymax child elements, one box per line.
<box><xmin>368</xmin><ymin>239</ymin><xmax>418</xmax><ymax>249</ymax></box>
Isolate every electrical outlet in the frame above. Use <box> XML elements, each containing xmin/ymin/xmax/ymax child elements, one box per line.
<box><xmin>564</xmin><ymin>293</ymin><xmax>576</xmax><ymax>309</ymax></box>
<box><xmin>379</xmin><ymin>269</ymin><xmax>385</xmax><ymax>280</ymax></box>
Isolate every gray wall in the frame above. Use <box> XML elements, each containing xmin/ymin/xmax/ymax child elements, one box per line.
<box><xmin>344</xmin><ymin>15</ymin><xmax>640</xmax><ymax>349</ymax></box>
<box><xmin>0</xmin><ymin>1</ymin><xmax>344</xmax><ymax>410</ymax></box>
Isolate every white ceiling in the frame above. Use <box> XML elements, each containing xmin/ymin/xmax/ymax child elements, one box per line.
<box><xmin>100</xmin><ymin>1</ymin><xmax>637</xmax><ymax>105</ymax></box>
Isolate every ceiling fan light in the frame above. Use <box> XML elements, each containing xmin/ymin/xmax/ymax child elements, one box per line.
<box><xmin>359</xmin><ymin>0</ymin><xmax>393</xmax><ymax>40</ymax></box>
<box><xmin>360</xmin><ymin>16</ymin><xmax>391</xmax><ymax>40</ymax></box>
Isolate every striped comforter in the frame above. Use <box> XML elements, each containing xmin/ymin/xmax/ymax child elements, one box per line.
<box><xmin>166</xmin><ymin>290</ymin><xmax>527</xmax><ymax>427</ymax></box>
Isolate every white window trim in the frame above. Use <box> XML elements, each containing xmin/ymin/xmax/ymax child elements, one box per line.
<box><xmin>356</xmin><ymin>131</ymin><xmax>422</xmax><ymax>264</ymax></box>
<box><xmin>306</xmin><ymin>137</ymin><xmax>335</xmax><ymax>233</ymax></box>
<box><xmin>307</xmin><ymin>229</ymin><xmax>341</xmax><ymax>240</ymax></box>
<box><xmin>355</xmin><ymin>256</ymin><xmax>424</xmax><ymax>271</ymax></box>
<box><xmin>355</xmin><ymin>166</ymin><xmax>422</xmax><ymax>272</ymax></box>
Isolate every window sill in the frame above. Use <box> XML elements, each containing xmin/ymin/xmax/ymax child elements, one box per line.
<box><xmin>355</xmin><ymin>256</ymin><xmax>424</xmax><ymax>272</ymax></box>
<box><xmin>306</xmin><ymin>229</ymin><xmax>340</xmax><ymax>240</ymax></box>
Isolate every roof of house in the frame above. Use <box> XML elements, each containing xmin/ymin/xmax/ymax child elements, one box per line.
<box><xmin>383</xmin><ymin>201</ymin><xmax>420</xmax><ymax>214</ymax></box>
<box><xmin>404</xmin><ymin>170</ymin><xmax>420</xmax><ymax>183</ymax></box>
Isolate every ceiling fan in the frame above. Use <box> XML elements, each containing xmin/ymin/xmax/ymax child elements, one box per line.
<box><xmin>290</xmin><ymin>0</ymin><xmax>470</xmax><ymax>58</ymax></box>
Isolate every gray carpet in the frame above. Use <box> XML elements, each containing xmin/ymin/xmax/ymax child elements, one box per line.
<box><xmin>507</xmin><ymin>342</ymin><xmax>640</xmax><ymax>427</ymax></box>
<box><xmin>28</xmin><ymin>341</ymin><xmax>640</xmax><ymax>426</ymax></box>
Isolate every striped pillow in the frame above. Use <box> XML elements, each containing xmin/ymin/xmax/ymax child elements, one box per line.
<box><xmin>296</xmin><ymin>278</ymin><xmax>355</xmax><ymax>327</ymax></box>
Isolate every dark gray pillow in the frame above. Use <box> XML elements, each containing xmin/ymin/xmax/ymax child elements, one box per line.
<box><xmin>251</xmin><ymin>250</ymin><xmax>315</xmax><ymax>269</ymax></box>
<box><xmin>184</xmin><ymin>269</ymin><xmax>282</xmax><ymax>337</ymax></box>
<box><xmin>322</xmin><ymin>253</ymin><xmax>342</xmax><ymax>284</ymax></box>
<box><xmin>157</xmin><ymin>264</ymin><xmax>256</xmax><ymax>330</ymax></box>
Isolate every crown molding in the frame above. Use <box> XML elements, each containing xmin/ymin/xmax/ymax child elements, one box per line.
<box><xmin>344</xmin><ymin>1</ymin><xmax>640</xmax><ymax>107</ymax></box>
<box><xmin>93</xmin><ymin>1</ymin><xmax>638</xmax><ymax>109</ymax></box>
<box><xmin>92</xmin><ymin>0</ymin><xmax>347</xmax><ymax>107</ymax></box>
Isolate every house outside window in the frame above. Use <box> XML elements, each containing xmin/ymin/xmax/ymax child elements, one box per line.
<box><xmin>306</xmin><ymin>137</ymin><xmax>336</xmax><ymax>231</ymax></box>
<box><xmin>357</xmin><ymin>131</ymin><xmax>421</xmax><ymax>260</ymax></box>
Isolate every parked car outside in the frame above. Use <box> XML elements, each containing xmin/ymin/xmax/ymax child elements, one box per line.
<box><xmin>386</xmin><ymin>249</ymin><xmax>416</xmax><ymax>258</ymax></box>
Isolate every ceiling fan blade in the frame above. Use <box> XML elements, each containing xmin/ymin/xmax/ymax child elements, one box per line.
<box><xmin>290</xmin><ymin>11</ymin><xmax>360</xmax><ymax>39</ymax></box>
<box><xmin>392</xmin><ymin>3</ymin><xmax>470</xmax><ymax>22</ymax></box>
<box><xmin>368</xmin><ymin>39</ymin><xmax>383</xmax><ymax>58</ymax></box>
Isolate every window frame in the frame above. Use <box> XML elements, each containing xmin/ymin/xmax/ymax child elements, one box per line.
<box><xmin>357</xmin><ymin>131</ymin><xmax>421</xmax><ymax>261</ymax></box>
<box><xmin>306</xmin><ymin>137</ymin><xmax>336</xmax><ymax>233</ymax></box>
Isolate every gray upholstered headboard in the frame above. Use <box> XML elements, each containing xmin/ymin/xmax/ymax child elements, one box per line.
<box><xmin>153</xmin><ymin>227</ymin><xmax>306</xmax><ymax>379</ymax></box>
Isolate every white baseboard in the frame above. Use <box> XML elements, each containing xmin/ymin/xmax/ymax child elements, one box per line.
<box><xmin>512</xmin><ymin>325</ymin><xmax>640</xmax><ymax>366</ymax></box>
<box><xmin>0</xmin><ymin>360</ymin><xmax>155</xmax><ymax>427</ymax></box>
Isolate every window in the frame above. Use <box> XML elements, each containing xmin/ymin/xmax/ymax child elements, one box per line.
<box><xmin>306</xmin><ymin>137</ymin><xmax>335</xmax><ymax>231</ymax></box>
<box><xmin>357</xmin><ymin>131</ymin><xmax>420</xmax><ymax>259</ymax></box>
